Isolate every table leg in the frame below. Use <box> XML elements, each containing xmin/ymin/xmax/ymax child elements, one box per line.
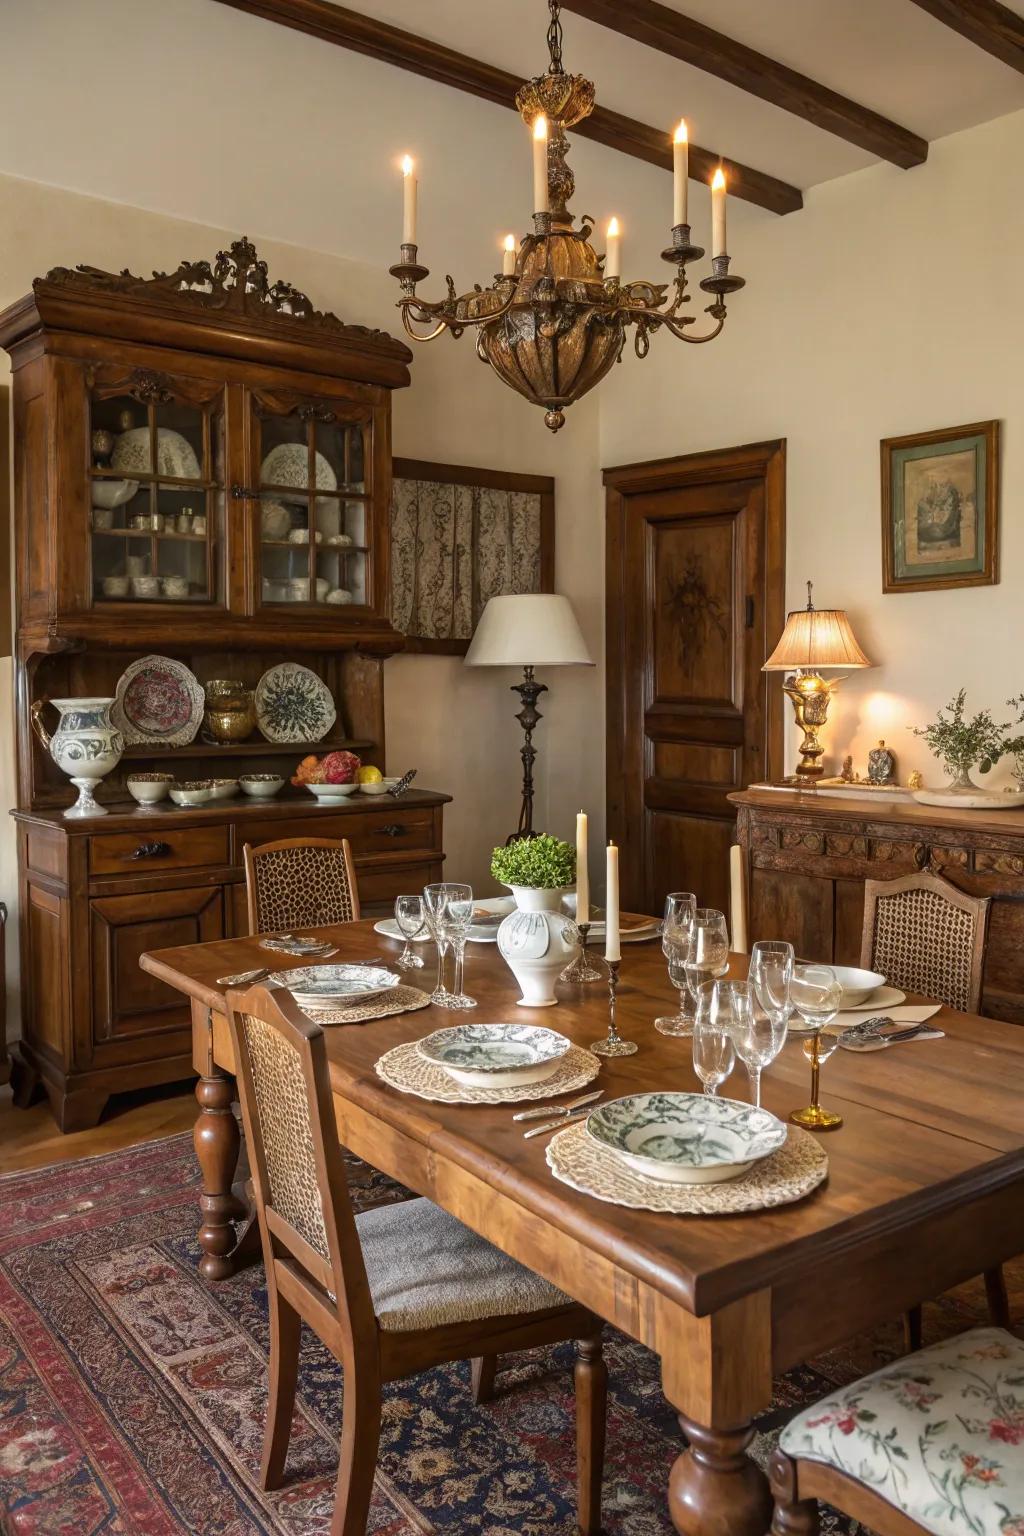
<box><xmin>194</xmin><ymin>1072</ymin><xmax>260</xmax><ymax>1281</ymax></box>
<box><xmin>669</xmin><ymin>1416</ymin><xmax>773</xmax><ymax>1536</ymax></box>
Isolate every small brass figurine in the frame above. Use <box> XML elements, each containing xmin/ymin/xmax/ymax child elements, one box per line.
<box><xmin>867</xmin><ymin>740</ymin><xmax>896</xmax><ymax>785</ymax></box>
<box><xmin>907</xmin><ymin>770</ymin><xmax>924</xmax><ymax>790</ymax></box>
<box><xmin>840</xmin><ymin>755</ymin><xmax>855</xmax><ymax>782</ymax></box>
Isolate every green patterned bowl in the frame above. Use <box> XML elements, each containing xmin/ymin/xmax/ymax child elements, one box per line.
<box><xmin>586</xmin><ymin>1092</ymin><xmax>787</xmax><ymax>1185</ymax></box>
<box><xmin>417</xmin><ymin>1022</ymin><xmax>571</xmax><ymax>1087</ymax></box>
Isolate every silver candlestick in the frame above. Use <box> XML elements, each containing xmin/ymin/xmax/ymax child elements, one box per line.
<box><xmin>589</xmin><ymin>959</ymin><xmax>638</xmax><ymax>1057</ymax></box>
<box><xmin>560</xmin><ymin>920</ymin><xmax>604</xmax><ymax>984</ymax></box>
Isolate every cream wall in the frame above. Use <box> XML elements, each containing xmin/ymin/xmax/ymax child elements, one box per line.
<box><xmin>599</xmin><ymin>107</ymin><xmax>1024</xmax><ymax>783</ymax></box>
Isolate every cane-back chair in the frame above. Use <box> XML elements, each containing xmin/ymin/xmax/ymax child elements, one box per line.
<box><xmin>226</xmin><ymin>983</ymin><xmax>607</xmax><ymax>1536</ymax></box>
<box><xmin>243</xmin><ymin>836</ymin><xmax>360</xmax><ymax>936</ymax></box>
<box><xmin>860</xmin><ymin>870</ymin><xmax>989</xmax><ymax>1014</ymax></box>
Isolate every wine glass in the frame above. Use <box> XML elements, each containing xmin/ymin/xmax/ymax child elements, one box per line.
<box><xmin>789</xmin><ymin>963</ymin><xmax>843</xmax><ymax>1130</ymax></box>
<box><xmin>749</xmin><ymin>940</ymin><xmax>794</xmax><ymax>1032</ymax></box>
<box><xmin>393</xmin><ymin>895</ymin><xmax>426</xmax><ymax>970</ymax></box>
<box><xmin>683</xmin><ymin>909</ymin><xmax>730</xmax><ymax>1016</ymax></box>
<box><xmin>718</xmin><ymin>978</ymin><xmax>787</xmax><ymax>1109</ymax></box>
<box><xmin>655</xmin><ymin>891</ymin><xmax>697</xmax><ymax>1036</ymax></box>
<box><xmin>423</xmin><ymin>883</ymin><xmax>455</xmax><ymax>1006</ymax></box>
<box><xmin>692</xmin><ymin>983</ymin><xmax>735</xmax><ymax>1097</ymax></box>
<box><xmin>441</xmin><ymin>884</ymin><xmax>477</xmax><ymax>1010</ymax></box>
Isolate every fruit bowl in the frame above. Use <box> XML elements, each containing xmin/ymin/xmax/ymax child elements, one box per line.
<box><xmin>305</xmin><ymin>782</ymin><xmax>358</xmax><ymax>800</ymax></box>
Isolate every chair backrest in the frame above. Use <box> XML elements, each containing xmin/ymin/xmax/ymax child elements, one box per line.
<box><xmin>860</xmin><ymin>871</ymin><xmax>990</xmax><ymax>1014</ymax></box>
<box><xmin>226</xmin><ymin>981</ymin><xmax>376</xmax><ymax>1335</ymax></box>
<box><xmin>243</xmin><ymin>836</ymin><xmax>360</xmax><ymax>935</ymax></box>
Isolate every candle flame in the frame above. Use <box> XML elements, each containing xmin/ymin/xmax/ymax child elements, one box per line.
<box><xmin>504</xmin><ymin>234</ymin><xmax>516</xmax><ymax>252</ymax></box>
<box><xmin>711</xmin><ymin>167</ymin><xmax>726</xmax><ymax>191</ymax></box>
<box><xmin>674</xmin><ymin>119</ymin><xmax>688</xmax><ymax>144</ymax></box>
<box><xmin>401</xmin><ymin>155</ymin><xmax>414</xmax><ymax>177</ymax></box>
<box><xmin>607</xmin><ymin>216</ymin><xmax>619</xmax><ymax>236</ymax></box>
<box><xmin>533</xmin><ymin>114</ymin><xmax>548</xmax><ymax>141</ymax></box>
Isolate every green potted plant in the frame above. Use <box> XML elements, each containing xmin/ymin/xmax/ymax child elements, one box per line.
<box><xmin>979</xmin><ymin>695</ymin><xmax>1024</xmax><ymax>790</ymax></box>
<box><xmin>910</xmin><ymin>689</ymin><xmax>1008</xmax><ymax>791</ymax></box>
<box><xmin>490</xmin><ymin>834</ymin><xmax>576</xmax><ymax>913</ymax></box>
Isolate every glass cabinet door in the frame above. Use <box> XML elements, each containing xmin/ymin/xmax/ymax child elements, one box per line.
<box><xmin>88</xmin><ymin>372</ymin><xmax>225</xmax><ymax>606</ymax></box>
<box><xmin>251</xmin><ymin>395</ymin><xmax>372</xmax><ymax>612</ymax></box>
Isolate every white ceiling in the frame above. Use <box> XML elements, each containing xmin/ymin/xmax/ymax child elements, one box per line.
<box><xmin>342</xmin><ymin>0</ymin><xmax>1024</xmax><ymax>192</ymax></box>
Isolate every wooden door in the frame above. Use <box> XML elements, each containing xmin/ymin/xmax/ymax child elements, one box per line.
<box><xmin>606</xmin><ymin>441</ymin><xmax>785</xmax><ymax>917</ymax></box>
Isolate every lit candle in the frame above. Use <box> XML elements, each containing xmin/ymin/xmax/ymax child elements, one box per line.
<box><xmin>605</xmin><ymin>217</ymin><xmax>620</xmax><ymax>281</ymax></box>
<box><xmin>604</xmin><ymin>841</ymin><xmax>620</xmax><ymax>963</ymax></box>
<box><xmin>576</xmin><ymin>810</ymin><xmax>589</xmax><ymax>924</ymax></box>
<box><xmin>711</xmin><ymin>166</ymin><xmax>727</xmax><ymax>257</ymax></box>
<box><xmin>532</xmin><ymin>116</ymin><xmax>549</xmax><ymax>214</ymax></box>
<box><xmin>502</xmin><ymin>234</ymin><xmax>516</xmax><ymax>276</ymax></box>
<box><xmin>673</xmin><ymin>120</ymin><xmax>688</xmax><ymax>227</ymax></box>
<box><xmin>401</xmin><ymin>155</ymin><xmax>417</xmax><ymax>245</ymax></box>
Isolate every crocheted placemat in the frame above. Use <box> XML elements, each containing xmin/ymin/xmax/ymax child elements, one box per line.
<box><xmin>375</xmin><ymin>1041</ymin><xmax>601</xmax><ymax>1104</ymax></box>
<box><xmin>300</xmin><ymin>985</ymin><xmax>432</xmax><ymax>1026</ymax></box>
<box><xmin>545</xmin><ymin>1120</ymin><xmax>827</xmax><ymax>1214</ymax></box>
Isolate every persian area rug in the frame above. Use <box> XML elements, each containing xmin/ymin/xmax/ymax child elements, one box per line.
<box><xmin>0</xmin><ymin>1133</ymin><xmax>1019</xmax><ymax>1535</ymax></box>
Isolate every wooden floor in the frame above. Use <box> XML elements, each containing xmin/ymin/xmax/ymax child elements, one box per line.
<box><xmin>0</xmin><ymin>1077</ymin><xmax>198</xmax><ymax>1172</ymax></box>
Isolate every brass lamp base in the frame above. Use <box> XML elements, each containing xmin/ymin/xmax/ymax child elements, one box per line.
<box><xmin>782</xmin><ymin>670</ymin><xmax>842</xmax><ymax>780</ymax></box>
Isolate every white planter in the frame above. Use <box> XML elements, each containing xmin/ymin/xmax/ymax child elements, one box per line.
<box><xmin>31</xmin><ymin>696</ymin><xmax>124</xmax><ymax>818</ymax></box>
<box><xmin>497</xmin><ymin>885</ymin><xmax>579</xmax><ymax>1007</ymax></box>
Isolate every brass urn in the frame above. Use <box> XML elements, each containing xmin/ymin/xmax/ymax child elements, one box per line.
<box><xmin>203</xmin><ymin>679</ymin><xmax>256</xmax><ymax>743</ymax></box>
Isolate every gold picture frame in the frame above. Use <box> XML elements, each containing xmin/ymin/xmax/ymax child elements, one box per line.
<box><xmin>881</xmin><ymin>420</ymin><xmax>999</xmax><ymax>593</ymax></box>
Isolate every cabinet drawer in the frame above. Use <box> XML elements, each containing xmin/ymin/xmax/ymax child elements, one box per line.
<box><xmin>88</xmin><ymin>825</ymin><xmax>230</xmax><ymax>876</ymax></box>
<box><xmin>357</xmin><ymin>857</ymin><xmax>445</xmax><ymax>909</ymax></box>
<box><xmin>241</xmin><ymin>809</ymin><xmax>437</xmax><ymax>860</ymax></box>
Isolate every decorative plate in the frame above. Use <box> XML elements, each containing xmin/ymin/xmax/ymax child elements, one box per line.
<box><xmin>585</xmin><ymin>1092</ymin><xmax>788</xmax><ymax>1185</ymax></box>
<box><xmin>417</xmin><ymin>1022</ymin><xmax>571</xmax><ymax>1087</ymax></box>
<box><xmin>255</xmin><ymin>663</ymin><xmax>336</xmax><ymax>744</ymax></box>
<box><xmin>112</xmin><ymin>655</ymin><xmax>204</xmax><ymax>747</ymax></box>
<box><xmin>912</xmin><ymin>787</ymin><xmax>1024</xmax><ymax>810</ymax></box>
<box><xmin>267</xmin><ymin>963</ymin><xmax>401</xmax><ymax>1006</ymax></box>
<box><xmin>111</xmin><ymin>427</ymin><xmax>201</xmax><ymax>480</ymax></box>
<box><xmin>260</xmin><ymin>443</ymin><xmax>338</xmax><ymax>496</ymax></box>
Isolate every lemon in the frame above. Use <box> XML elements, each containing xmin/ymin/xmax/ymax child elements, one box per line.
<box><xmin>356</xmin><ymin>765</ymin><xmax>383</xmax><ymax>785</ymax></box>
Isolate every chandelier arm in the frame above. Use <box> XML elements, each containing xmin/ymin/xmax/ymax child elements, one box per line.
<box><xmin>661</xmin><ymin>312</ymin><xmax>727</xmax><ymax>344</ymax></box>
<box><xmin>398</xmin><ymin>306</ymin><xmax>452</xmax><ymax>343</ymax></box>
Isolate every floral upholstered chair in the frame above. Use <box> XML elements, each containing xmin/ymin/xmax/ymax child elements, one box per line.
<box><xmin>243</xmin><ymin>836</ymin><xmax>360</xmax><ymax>935</ymax></box>
<box><xmin>770</xmin><ymin>1327</ymin><xmax>1024</xmax><ymax>1536</ymax></box>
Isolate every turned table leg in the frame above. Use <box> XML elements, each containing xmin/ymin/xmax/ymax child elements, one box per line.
<box><xmin>194</xmin><ymin>1072</ymin><xmax>259</xmax><ymax>1282</ymax></box>
<box><xmin>669</xmin><ymin>1416</ymin><xmax>773</xmax><ymax>1536</ymax></box>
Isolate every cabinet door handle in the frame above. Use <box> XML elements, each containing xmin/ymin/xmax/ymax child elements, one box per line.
<box><xmin>128</xmin><ymin>841</ymin><xmax>172</xmax><ymax>860</ymax></box>
<box><xmin>230</xmin><ymin>484</ymin><xmax>262</xmax><ymax>500</ymax></box>
<box><xmin>380</xmin><ymin>824</ymin><xmax>406</xmax><ymax>838</ymax></box>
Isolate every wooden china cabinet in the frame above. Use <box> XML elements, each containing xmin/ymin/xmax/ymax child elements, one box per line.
<box><xmin>2</xmin><ymin>239</ymin><xmax>449</xmax><ymax>1132</ymax></box>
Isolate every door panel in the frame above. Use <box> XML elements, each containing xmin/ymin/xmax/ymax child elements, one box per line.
<box><xmin>607</xmin><ymin>442</ymin><xmax>785</xmax><ymax>918</ymax></box>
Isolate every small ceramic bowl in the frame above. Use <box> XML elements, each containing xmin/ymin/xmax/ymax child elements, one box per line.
<box><xmin>326</xmin><ymin>588</ymin><xmax>353</xmax><ymax>605</ymax></box>
<box><xmin>208</xmin><ymin>778</ymin><xmax>239</xmax><ymax>800</ymax></box>
<box><xmin>91</xmin><ymin>477</ymin><xmax>139</xmax><ymax>510</ymax></box>
<box><xmin>127</xmin><ymin>771</ymin><xmax>174</xmax><ymax>805</ymax></box>
<box><xmin>161</xmin><ymin>575</ymin><xmax>189</xmax><ymax>599</ymax></box>
<box><xmin>240</xmin><ymin>774</ymin><xmax>285</xmax><ymax>800</ymax></box>
<box><xmin>101</xmin><ymin>575</ymin><xmax>130</xmax><ymax>598</ymax></box>
<box><xmin>358</xmin><ymin>779</ymin><xmax>389</xmax><ymax>796</ymax></box>
<box><xmin>305</xmin><ymin>781</ymin><xmax>358</xmax><ymax>800</ymax></box>
<box><xmin>170</xmin><ymin>780</ymin><xmax>213</xmax><ymax>807</ymax></box>
<box><xmin>829</xmin><ymin>965</ymin><xmax>886</xmax><ymax>1008</ymax></box>
<box><xmin>131</xmin><ymin>575</ymin><xmax>160</xmax><ymax>599</ymax></box>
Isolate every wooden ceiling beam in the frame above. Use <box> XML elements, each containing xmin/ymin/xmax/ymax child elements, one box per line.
<box><xmin>907</xmin><ymin>0</ymin><xmax>1024</xmax><ymax>74</ymax></box>
<box><xmin>211</xmin><ymin>0</ymin><xmax>803</xmax><ymax>215</ymax></box>
<box><xmin>560</xmin><ymin>0</ymin><xmax>928</xmax><ymax>169</ymax></box>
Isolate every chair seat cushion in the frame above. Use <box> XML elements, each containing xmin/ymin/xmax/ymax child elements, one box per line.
<box><xmin>780</xmin><ymin>1327</ymin><xmax>1024</xmax><ymax>1536</ymax></box>
<box><xmin>355</xmin><ymin>1197</ymin><xmax>571</xmax><ymax>1333</ymax></box>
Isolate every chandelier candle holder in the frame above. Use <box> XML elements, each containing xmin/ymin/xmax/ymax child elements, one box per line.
<box><xmin>388</xmin><ymin>0</ymin><xmax>745</xmax><ymax>432</ymax></box>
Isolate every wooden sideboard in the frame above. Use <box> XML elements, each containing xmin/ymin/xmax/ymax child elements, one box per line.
<box><xmin>12</xmin><ymin>790</ymin><xmax>448</xmax><ymax>1132</ymax></box>
<box><xmin>732</xmin><ymin>787</ymin><xmax>1024</xmax><ymax>1024</ymax></box>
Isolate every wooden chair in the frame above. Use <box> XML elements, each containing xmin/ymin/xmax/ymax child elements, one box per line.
<box><xmin>861</xmin><ymin>871</ymin><xmax>1008</xmax><ymax>1343</ymax></box>
<box><xmin>225</xmin><ymin>982</ymin><xmax>607</xmax><ymax>1536</ymax></box>
<box><xmin>243</xmin><ymin>837</ymin><xmax>361</xmax><ymax>935</ymax></box>
<box><xmin>860</xmin><ymin>869</ymin><xmax>989</xmax><ymax>1014</ymax></box>
<box><xmin>769</xmin><ymin>1326</ymin><xmax>1024</xmax><ymax>1536</ymax></box>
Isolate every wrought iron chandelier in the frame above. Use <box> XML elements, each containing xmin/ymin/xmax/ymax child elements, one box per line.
<box><xmin>388</xmin><ymin>1</ymin><xmax>745</xmax><ymax>432</ymax></box>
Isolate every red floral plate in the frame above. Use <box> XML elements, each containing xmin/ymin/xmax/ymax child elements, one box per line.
<box><xmin>112</xmin><ymin>655</ymin><xmax>204</xmax><ymax>747</ymax></box>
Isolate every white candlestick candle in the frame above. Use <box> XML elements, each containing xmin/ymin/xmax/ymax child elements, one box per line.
<box><xmin>673</xmin><ymin>120</ymin><xmax>688</xmax><ymax>227</ymax></box>
<box><xmin>604</xmin><ymin>842</ymin><xmax>620</xmax><ymax>963</ymax></box>
<box><xmin>502</xmin><ymin>234</ymin><xmax>516</xmax><ymax>276</ymax></box>
<box><xmin>532</xmin><ymin>116</ymin><xmax>549</xmax><ymax>215</ymax></box>
<box><xmin>605</xmin><ymin>217</ymin><xmax>620</xmax><ymax>281</ymax></box>
<box><xmin>401</xmin><ymin>155</ymin><xmax>417</xmax><ymax>245</ymax></box>
<box><xmin>711</xmin><ymin>166</ymin><xmax>727</xmax><ymax>257</ymax></box>
<box><xmin>576</xmin><ymin>810</ymin><xmax>589</xmax><ymax>924</ymax></box>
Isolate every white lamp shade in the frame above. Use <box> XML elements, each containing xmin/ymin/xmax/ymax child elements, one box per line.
<box><xmin>464</xmin><ymin>593</ymin><xmax>593</xmax><ymax>668</ymax></box>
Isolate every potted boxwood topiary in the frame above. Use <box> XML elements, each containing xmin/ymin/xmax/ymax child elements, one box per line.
<box><xmin>490</xmin><ymin>835</ymin><xmax>579</xmax><ymax>1007</ymax></box>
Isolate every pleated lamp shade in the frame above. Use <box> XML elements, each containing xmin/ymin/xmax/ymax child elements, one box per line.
<box><xmin>763</xmin><ymin>605</ymin><xmax>871</xmax><ymax>672</ymax></box>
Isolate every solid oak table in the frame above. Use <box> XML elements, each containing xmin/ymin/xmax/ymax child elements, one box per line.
<box><xmin>140</xmin><ymin>922</ymin><xmax>1024</xmax><ymax>1536</ymax></box>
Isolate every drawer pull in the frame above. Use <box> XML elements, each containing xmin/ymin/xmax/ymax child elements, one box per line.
<box><xmin>380</xmin><ymin>824</ymin><xmax>406</xmax><ymax>838</ymax></box>
<box><xmin>128</xmin><ymin>841</ymin><xmax>172</xmax><ymax>860</ymax></box>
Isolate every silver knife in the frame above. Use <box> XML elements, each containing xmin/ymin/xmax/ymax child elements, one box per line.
<box><xmin>513</xmin><ymin>1089</ymin><xmax>604</xmax><ymax>1123</ymax></box>
<box><xmin>523</xmin><ymin>1106</ymin><xmax>593</xmax><ymax>1140</ymax></box>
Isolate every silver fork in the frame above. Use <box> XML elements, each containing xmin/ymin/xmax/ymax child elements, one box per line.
<box><xmin>523</xmin><ymin>1107</ymin><xmax>593</xmax><ymax>1140</ymax></box>
<box><xmin>513</xmin><ymin>1089</ymin><xmax>604</xmax><ymax>1123</ymax></box>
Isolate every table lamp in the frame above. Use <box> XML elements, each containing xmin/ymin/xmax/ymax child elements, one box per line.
<box><xmin>465</xmin><ymin>593</ymin><xmax>593</xmax><ymax>840</ymax></box>
<box><xmin>762</xmin><ymin>581</ymin><xmax>872</xmax><ymax>781</ymax></box>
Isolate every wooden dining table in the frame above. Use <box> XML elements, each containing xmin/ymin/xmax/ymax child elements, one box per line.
<box><xmin>140</xmin><ymin>920</ymin><xmax>1024</xmax><ymax>1536</ymax></box>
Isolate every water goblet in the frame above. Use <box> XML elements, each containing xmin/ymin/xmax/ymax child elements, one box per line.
<box><xmin>655</xmin><ymin>891</ymin><xmax>697</xmax><ymax>1036</ymax></box>
<box><xmin>692</xmin><ymin>982</ymin><xmax>735</xmax><ymax>1097</ymax></box>
<box><xmin>683</xmin><ymin>908</ymin><xmax>730</xmax><ymax>1015</ymax></box>
<box><xmin>393</xmin><ymin>894</ymin><xmax>426</xmax><ymax>970</ymax></box>
<box><xmin>442</xmin><ymin>884</ymin><xmax>477</xmax><ymax>1010</ymax></box>
<box><xmin>717</xmin><ymin>978</ymin><xmax>787</xmax><ymax>1109</ymax></box>
<box><xmin>423</xmin><ymin>883</ymin><xmax>455</xmax><ymax>1006</ymax></box>
<box><xmin>749</xmin><ymin>940</ymin><xmax>794</xmax><ymax>1032</ymax></box>
<box><xmin>789</xmin><ymin>963</ymin><xmax>843</xmax><ymax>1130</ymax></box>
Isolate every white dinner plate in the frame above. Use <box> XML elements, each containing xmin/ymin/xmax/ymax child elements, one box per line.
<box><xmin>373</xmin><ymin>918</ymin><xmax>431</xmax><ymax>943</ymax></box>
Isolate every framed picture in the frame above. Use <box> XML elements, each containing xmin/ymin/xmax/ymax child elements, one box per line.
<box><xmin>390</xmin><ymin>458</ymin><xmax>554</xmax><ymax>654</ymax></box>
<box><xmin>881</xmin><ymin>420</ymin><xmax>999</xmax><ymax>593</ymax></box>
